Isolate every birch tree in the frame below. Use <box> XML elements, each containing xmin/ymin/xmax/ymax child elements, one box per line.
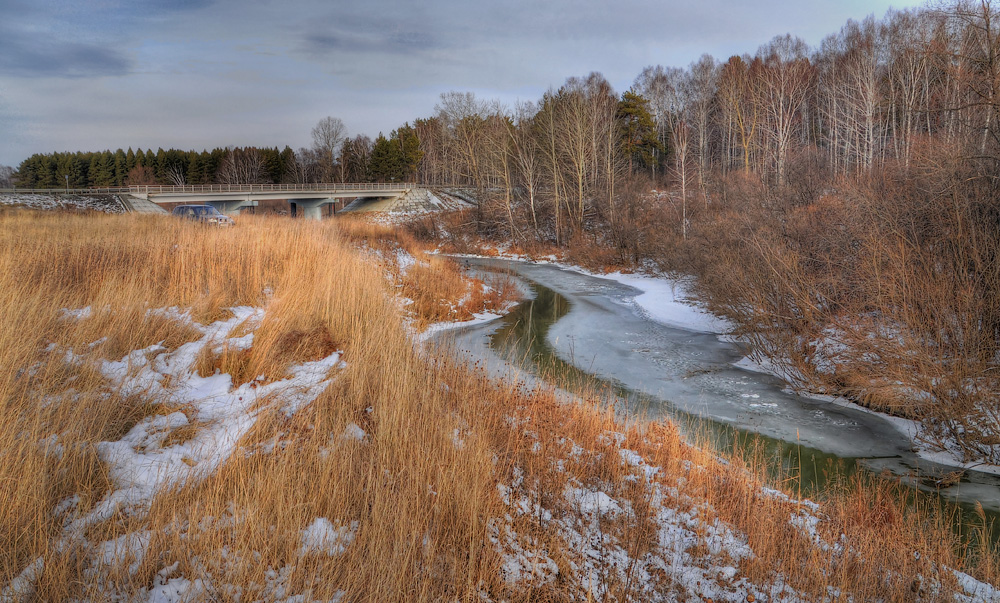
<box><xmin>758</xmin><ymin>35</ymin><xmax>815</xmax><ymax>185</ymax></box>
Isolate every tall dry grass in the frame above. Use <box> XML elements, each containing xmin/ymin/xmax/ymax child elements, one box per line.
<box><xmin>0</xmin><ymin>210</ymin><xmax>995</xmax><ymax>600</ymax></box>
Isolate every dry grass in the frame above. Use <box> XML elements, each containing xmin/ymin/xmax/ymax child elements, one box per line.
<box><xmin>337</xmin><ymin>215</ymin><xmax>522</xmax><ymax>329</ymax></box>
<box><xmin>0</xmin><ymin>209</ymin><xmax>995</xmax><ymax>601</ymax></box>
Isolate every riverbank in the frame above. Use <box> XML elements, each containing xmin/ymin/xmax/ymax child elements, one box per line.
<box><xmin>0</xmin><ymin>210</ymin><xmax>997</xmax><ymax>600</ymax></box>
<box><xmin>427</xmin><ymin>232</ymin><xmax>1000</xmax><ymax>483</ymax></box>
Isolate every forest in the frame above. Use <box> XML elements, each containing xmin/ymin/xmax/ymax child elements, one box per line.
<box><xmin>9</xmin><ymin>0</ymin><xmax>1000</xmax><ymax>462</ymax></box>
<box><xmin>9</xmin><ymin>122</ymin><xmax>422</xmax><ymax>189</ymax></box>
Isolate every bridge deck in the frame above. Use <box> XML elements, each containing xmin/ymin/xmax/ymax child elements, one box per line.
<box><xmin>132</xmin><ymin>183</ymin><xmax>414</xmax><ymax>202</ymax></box>
<box><xmin>1</xmin><ymin>183</ymin><xmax>416</xmax><ymax>198</ymax></box>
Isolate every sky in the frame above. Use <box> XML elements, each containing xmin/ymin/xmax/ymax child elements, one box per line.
<box><xmin>0</xmin><ymin>0</ymin><xmax>927</xmax><ymax>167</ymax></box>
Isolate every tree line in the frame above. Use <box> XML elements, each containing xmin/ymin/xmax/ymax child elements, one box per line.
<box><xmin>389</xmin><ymin>2</ymin><xmax>1000</xmax><ymax>249</ymax></box>
<box><xmin>9</xmin><ymin>121</ymin><xmax>425</xmax><ymax>189</ymax></box>
<box><xmin>12</xmin><ymin>147</ymin><xmax>293</xmax><ymax>189</ymax></box>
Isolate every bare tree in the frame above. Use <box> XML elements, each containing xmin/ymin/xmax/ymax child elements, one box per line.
<box><xmin>557</xmin><ymin>78</ymin><xmax>593</xmax><ymax>231</ymax></box>
<box><xmin>482</xmin><ymin>108</ymin><xmax>521</xmax><ymax>238</ymax></box>
<box><xmin>435</xmin><ymin>91</ymin><xmax>491</xmax><ymax>187</ymax></box>
<box><xmin>415</xmin><ymin>118</ymin><xmax>447</xmax><ymax>184</ymax></box>
<box><xmin>217</xmin><ymin>147</ymin><xmax>268</xmax><ymax>185</ymax></box>
<box><xmin>687</xmin><ymin>55</ymin><xmax>720</xmax><ymax>190</ymax></box>
<box><xmin>817</xmin><ymin>18</ymin><xmax>886</xmax><ymax>174</ymax></box>
<box><xmin>286</xmin><ymin>147</ymin><xmax>318</xmax><ymax>184</ymax></box>
<box><xmin>510</xmin><ymin>101</ymin><xmax>542</xmax><ymax>236</ymax></box>
<box><xmin>758</xmin><ymin>35</ymin><xmax>815</xmax><ymax>185</ymax></box>
<box><xmin>0</xmin><ymin>165</ymin><xmax>13</xmax><ymax>188</ymax></box>
<box><xmin>634</xmin><ymin>65</ymin><xmax>672</xmax><ymax>179</ymax></box>
<box><xmin>536</xmin><ymin>90</ymin><xmax>565</xmax><ymax>245</ymax></box>
<box><xmin>718</xmin><ymin>55</ymin><xmax>765</xmax><ymax>173</ymax></box>
<box><xmin>311</xmin><ymin>116</ymin><xmax>347</xmax><ymax>182</ymax></box>
<box><xmin>341</xmin><ymin>135</ymin><xmax>373</xmax><ymax>183</ymax></box>
<box><xmin>884</xmin><ymin>9</ymin><xmax>933</xmax><ymax>168</ymax></box>
<box><xmin>584</xmin><ymin>73</ymin><xmax>623</xmax><ymax>225</ymax></box>
<box><xmin>947</xmin><ymin>0</ymin><xmax>1000</xmax><ymax>165</ymax></box>
<box><xmin>659</xmin><ymin>68</ymin><xmax>693</xmax><ymax>239</ymax></box>
<box><xmin>125</xmin><ymin>165</ymin><xmax>156</xmax><ymax>186</ymax></box>
<box><xmin>166</xmin><ymin>164</ymin><xmax>186</xmax><ymax>186</ymax></box>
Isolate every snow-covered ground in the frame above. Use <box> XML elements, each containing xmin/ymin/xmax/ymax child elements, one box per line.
<box><xmin>435</xmin><ymin>251</ymin><xmax>726</xmax><ymax>334</ymax></box>
<box><xmin>417</xmin><ymin>311</ymin><xmax>506</xmax><ymax>342</ymax></box>
<box><xmin>0</xmin><ymin>192</ymin><xmax>126</xmax><ymax>213</ymax></box>
<box><xmin>493</xmin><ymin>441</ymin><xmax>764</xmax><ymax>601</ymax></box>
<box><xmin>571</xmin><ymin>268</ymin><xmax>730</xmax><ymax>334</ymax></box>
<box><xmin>493</xmin><ymin>430</ymin><xmax>1000</xmax><ymax>602</ymax></box>
<box><xmin>4</xmin><ymin>305</ymin><xmax>347</xmax><ymax>603</ymax></box>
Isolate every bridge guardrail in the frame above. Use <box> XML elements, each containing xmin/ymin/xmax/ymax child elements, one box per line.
<box><xmin>0</xmin><ymin>183</ymin><xmax>421</xmax><ymax>195</ymax></box>
<box><xmin>0</xmin><ymin>187</ymin><xmax>134</xmax><ymax>194</ymax></box>
<box><xmin>131</xmin><ymin>183</ymin><xmax>418</xmax><ymax>194</ymax></box>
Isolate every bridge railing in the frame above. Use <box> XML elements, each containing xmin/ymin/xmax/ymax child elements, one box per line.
<box><xmin>0</xmin><ymin>183</ymin><xmax>420</xmax><ymax>195</ymax></box>
<box><xmin>134</xmin><ymin>183</ymin><xmax>418</xmax><ymax>194</ymax></box>
<box><xmin>0</xmin><ymin>187</ymin><xmax>133</xmax><ymax>194</ymax></box>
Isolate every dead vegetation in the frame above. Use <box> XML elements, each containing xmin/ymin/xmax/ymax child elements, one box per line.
<box><xmin>0</xmin><ymin>210</ymin><xmax>995</xmax><ymax>601</ymax></box>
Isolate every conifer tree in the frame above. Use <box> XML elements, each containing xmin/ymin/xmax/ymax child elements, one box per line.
<box><xmin>114</xmin><ymin>149</ymin><xmax>127</xmax><ymax>186</ymax></box>
<box><xmin>89</xmin><ymin>151</ymin><xmax>114</xmax><ymax>186</ymax></box>
<box><xmin>395</xmin><ymin>123</ymin><xmax>423</xmax><ymax>181</ymax></box>
<box><xmin>279</xmin><ymin>146</ymin><xmax>296</xmax><ymax>183</ymax></box>
<box><xmin>187</xmin><ymin>153</ymin><xmax>204</xmax><ymax>184</ymax></box>
<box><xmin>617</xmin><ymin>91</ymin><xmax>660</xmax><ymax>173</ymax></box>
<box><xmin>368</xmin><ymin>133</ymin><xmax>404</xmax><ymax>182</ymax></box>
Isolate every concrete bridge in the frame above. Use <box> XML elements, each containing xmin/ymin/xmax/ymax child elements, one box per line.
<box><xmin>129</xmin><ymin>182</ymin><xmax>415</xmax><ymax>218</ymax></box>
<box><xmin>1</xmin><ymin>183</ymin><xmax>475</xmax><ymax>217</ymax></box>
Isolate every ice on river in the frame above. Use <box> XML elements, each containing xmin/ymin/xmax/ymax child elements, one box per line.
<box><xmin>436</xmin><ymin>258</ymin><xmax>1000</xmax><ymax>512</ymax></box>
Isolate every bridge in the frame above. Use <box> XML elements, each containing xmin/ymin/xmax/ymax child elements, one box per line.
<box><xmin>131</xmin><ymin>183</ymin><xmax>415</xmax><ymax>218</ymax></box>
<box><xmin>1</xmin><ymin>183</ymin><xmax>480</xmax><ymax>217</ymax></box>
<box><xmin>2</xmin><ymin>183</ymin><xmax>418</xmax><ymax>219</ymax></box>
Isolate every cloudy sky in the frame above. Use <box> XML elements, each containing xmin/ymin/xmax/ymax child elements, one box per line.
<box><xmin>0</xmin><ymin>0</ymin><xmax>925</xmax><ymax>167</ymax></box>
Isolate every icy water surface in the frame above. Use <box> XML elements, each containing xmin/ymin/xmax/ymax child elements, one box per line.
<box><xmin>434</xmin><ymin>257</ymin><xmax>1000</xmax><ymax>540</ymax></box>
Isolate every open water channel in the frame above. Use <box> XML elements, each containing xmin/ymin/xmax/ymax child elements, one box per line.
<box><xmin>432</xmin><ymin>257</ymin><xmax>1000</xmax><ymax>544</ymax></box>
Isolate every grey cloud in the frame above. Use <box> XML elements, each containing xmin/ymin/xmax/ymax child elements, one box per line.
<box><xmin>0</xmin><ymin>29</ymin><xmax>131</xmax><ymax>78</ymax></box>
<box><xmin>138</xmin><ymin>0</ymin><xmax>215</xmax><ymax>11</ymax></box>
<box><xmin>0</xmin><ymin>0</ymin><xmax>929</xmax><ymax>166</ymax></box>
<box><xmin>300</xmin><ymin>30</ymin><xmax>444</xmax><ymax>60</ymax></box>
<box><xmin>305</xmin><ymin>32</ymin><xmax>351</xmax><ymax>52</ymax></box>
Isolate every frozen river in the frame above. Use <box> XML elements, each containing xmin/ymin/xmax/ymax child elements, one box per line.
<box><xmin>432</xmin><ymin>258</ymin><xmax>1000</xmax><ymax>527</ymax></box>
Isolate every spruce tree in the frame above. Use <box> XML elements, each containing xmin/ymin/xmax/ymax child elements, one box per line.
<box><xmin>114</xmin><ymin>149</ymin><xmax>126</xmax><ymax>186</ymax></box>
<box><xmin>617</xmin><ymin>90</ymin><xmax>660</xmax><ymax>173</ymax></box>
<box><xmin>279</xmin><ymin>146</ymin><xmax>296</xmax><ymax>184</ymax></box>
<box><xmin>368</xmin><ymin>133</ymin><xmax>404</xmax><ymax>182</ymax></box>
<box><xmin>395</xmin><ymin>123</ymin><xmax>423</xmax><ymax>181</ymax></box>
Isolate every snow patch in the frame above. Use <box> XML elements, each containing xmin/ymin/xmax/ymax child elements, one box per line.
<box><xmin>299</xmin><ymin>518</ymin><xmax>359</xmax><ymax>557</ymax></box>
<box><xmin>342</xmin><ymin>423</ymin><xmax>366</xmax><ymax>442</ymax></box>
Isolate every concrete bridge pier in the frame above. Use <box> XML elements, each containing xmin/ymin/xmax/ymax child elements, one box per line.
<box><xmin>208</xmin><ymin>199</ymin><xmax>258</xmax><ymax>215</ymax></box>
<box><xmin>290</xmin><ymin>198</ymin><xmax>340</xmax><ymax>220</ymax></box>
